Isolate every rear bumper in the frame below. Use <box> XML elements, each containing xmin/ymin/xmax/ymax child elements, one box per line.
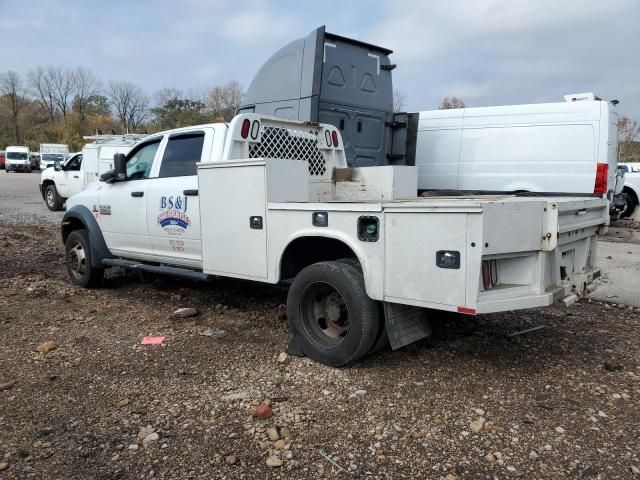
<box><xmin>476</xmin><ymin>267</ymin><xmax>601</xmax><ymax>314</ymax></box>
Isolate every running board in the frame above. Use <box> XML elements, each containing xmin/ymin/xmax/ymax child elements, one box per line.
<box><xmin>102</xmin><ymin>258</ymin><xmax>211</xmax><ymax>282</ymax></box>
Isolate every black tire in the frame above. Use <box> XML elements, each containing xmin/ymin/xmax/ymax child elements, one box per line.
<box><xmin>621</xmin><ymin>190</ymin><xmax>638</xmax><ymax>218</ymax></box>
<box><xmin>287</xmin><ymin>261</ymin><xmax>380</xmax><ymax>367</ymax></box>
<box><xmin>335</xmin><ymin>257</ymin><xmax>389</xmax><ymax>355</ymax></box>
<box><xmin>64</xmin><ymin>229</ymin><xmax>104</xmax><ymax>288</ymax></box>
<box><xmin>44</xmin><ymin>184</ymin><xmax>64</xmax><ymax>211</ymax></box>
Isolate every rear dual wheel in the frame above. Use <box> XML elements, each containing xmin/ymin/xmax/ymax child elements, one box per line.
<box><xmin>287</xmin><ymin>260</ymin><xmax>383</xmax><ymax>367</ymax></box>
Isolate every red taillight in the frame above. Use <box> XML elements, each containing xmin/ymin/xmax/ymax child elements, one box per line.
<box><xmin>331</xmin><ymin>130</ymin><xmax>339</xmax><ymax>147</ymax></box>
<box><xmin>594</xmin><ymin>163</ymin><xmax>608</xmax><ymax>195</ymax></box>
<box><xmin>240</xmin><ymin>119</ymin><xmax>251</xmax><ymax>139</ymax></box>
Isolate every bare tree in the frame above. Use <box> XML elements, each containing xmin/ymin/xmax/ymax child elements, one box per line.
<box><xmin>393</xmin><ymin>88</ymin><xmax>406</xmax><ymax>113</ymax></box>
<box><xmin>205</xmin><ymin>81</ymin><xmax>243</xmax><ymax>121</ymax></box>
<box><xmin>154</xmin><ymin>87</ymin><xmax>183</xmax><ymax>106</ymax></box>
<box><xmin>0</xmin><ymin>71</ymin><xmax>25</xmax><ymax>142</ymax></box>
<box><xmin>73</xmin><ymin>67</ymin><xmax>100</xmax><ymax>118</ymax></box>
<box><xmin>618</xmin><ymin>115</ymin><xmax>640</xmax><ymax>162</ymax></box>
<box><xmin>107</xmin><ymin>80</ymin><xmax>150</xmax><ymax>132</ymax></box>
<box><xmin>48</xmin><ymin>66</ymin><xmax>76</xmax><ymax>120</ymax></box>
<box><xmin>439</xmin><ymin>96</ymin><xmax>466</xmax><ymax>110</ymax></box>
<box><xmin>27</xmin><ymin>66</ymin><xmax>57</xmax><ymax>123</ymax></box>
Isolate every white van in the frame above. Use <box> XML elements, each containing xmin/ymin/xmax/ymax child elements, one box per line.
<box><xmin>415</xmin><ymin>94</ymin><xmax>618</xmax><ymax>204</ymax></box>
<box><xmin>5</xmin><ymin>146</ymin><xmax>32</xmax><ymax>173</ymax></box>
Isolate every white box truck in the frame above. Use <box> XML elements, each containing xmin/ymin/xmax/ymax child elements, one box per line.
<box><xmin>61</xmin><ymin>114</ymin><xmax>607</xmax><ymax>366</ymax></box>
<box><xmin>40</xmin><ymin>143</ymin><xmax>70</xmax><ymax>170</ymax></box>
<box><xmin>40</xmin><ymin>134</ymin><xmax>144</xmax><ymax>211</ymax></box>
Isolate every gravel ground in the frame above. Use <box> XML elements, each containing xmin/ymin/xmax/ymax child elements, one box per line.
<box><xmin>1</xmin><ymin>222</ymin><xmax>640</xmax><ymax>479</ymax></box>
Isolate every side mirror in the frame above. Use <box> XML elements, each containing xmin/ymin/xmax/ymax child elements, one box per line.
<box><xmin>114</xmin><ymin>153</ymin><xmax>127</xmax><ymax>181</ymax></box>
<box><xmin>54</xmin><ymin>159</ymin><xmax>61</xmax><ymax>171</ymax></box>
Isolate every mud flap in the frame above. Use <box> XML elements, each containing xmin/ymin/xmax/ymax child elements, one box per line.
<box><xmin>383</xmin><ymin>303</ymin><xmax>431</xmax><ymax>350</ymax></box>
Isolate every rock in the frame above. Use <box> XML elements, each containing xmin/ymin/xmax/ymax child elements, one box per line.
<box><xmin>483</xmin><ymin>421</ymin><xmax>493</xmax><ymax>432</ymax></box>
<box><xmin>597</xmin><ymin>410</ymin><xmax>608</xmax><ymax>418</ymax></box>
<box><xmin>143</xmin><ymin>432</ymin><xmax>160</xmax><ymax>445</ymax></box>
<box><xmin>529</xmin><ymin>451</ymin><xmax>538</xmax><ymax>460</ymax></box>
<box><xmin>355</xmin><ymin>389</ymin><xmax>367</xmax><ymax>396</ymax></box>
<box><xmin>0</xmin><ymin>381</ymin><xmax>15</xmax><ymax>391</ymax></box>
<box><xmin>485</xmin><ymin>453</ymin><xmax>496</xmax><ymax>463</ymax></box>
<box><xmin>199</xmin><ymin>328</ymin><xmax>226</xmax><ymax>338</ymax></box>
<box><xmin>266</xmin><ymin>456</ymin><xmax>283</xmax><ymax>468</ymax></box>
<box><xmin>446</xmin><ymin>474</ymin><xmax>459</xmax><ymax>480</ymax></box>
<box><xmin>225</xmin><ymin>455</ymin><xmax>237</xmax><ymax>465</ymax></box>
<box><xmin>36</xmin><ymin>340</ymin><xmax>59</xmax><ymax>353</ymax></box>
<box><xmin>555</xmin><ymin>426</ymin><xmax>565</xmax><ymax>434</ymax></box>
<box><xmin>544</xmin><ymin>444</ymin><xmax>552</xmax><ymax>451</ymax></box>
<box><xmin>632</xmin><ymin>466</ymin><xmax>640</xmax><ymax>475</ymax></box>
<box><xmin>138</xmin><ymin>425</ymin><xmax>155</xmax><ymax>441</ymax></box>
<box><xmin>266</xmin><ymin>427</ymin><xmax>280</xmax><ymax>441</ymax></box>
<box><xmin>118</xmin><ymin>399</ymin><xmax>129</xmax><ymax>407</ymax></box>
<box><xmin>0</xmin><ymin>462</ymin><xmax>7</xmax><ymax>471</ymax></box>
<box><xmin>475</xmin><ymin>408</ymin><xmax>485</xmax><ymax>416</ymax></box>
<box><xmin>582</xmin><ymin>466</ymin><xmax>598</xmax><ymax>477</ymax></box>
<box><xmin>172</xmin><ymin>307</ymin><xmax>198</xmax><ymax>319</ymax></box>
<box><xmin>470</xmin><ymin>418</ymin><xmax>486</xmax><ymax>433</ymax></box>
<box><xmin>274</xmin><ymin>439</ymin><xmax>286</xmax><ymax>450</ymax></box>
<box><xmin>506</xmin><ymin>466</ymin><xmax>516</xmax><ymax>472</ymax></box>
<box><xmin>603</xmin><ymin>362</ymin><xmax>624</xmax><ymax>372</ymax></box>
<box><xmin>254</xmin><ymin>402</ymin><xmax>273</xmax><ymax>419</ymax></box>
<box><xmin>128</xmin><ymin>444</ymin><xmax>139</xmax><ymax>451</ymax></box>
<box><xmin>277</xmin><ymin>352</ymin><xmax>289</xmax><ymax>364</ymax></box>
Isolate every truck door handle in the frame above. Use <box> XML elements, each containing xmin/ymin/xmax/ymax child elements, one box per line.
<box><xmin>131</xmin><ymin>191</ymin><xmax>144</xmax><ymax>197</ymax></box>
<box><xmin>73</xmin><ymin>175</ymin><xmax>79</xmax><ymax>178</ymax></box>
<box><xmin>183</xmin><ymin>189</ymin><xmax>198</xmax><ymax>196</ymax></box>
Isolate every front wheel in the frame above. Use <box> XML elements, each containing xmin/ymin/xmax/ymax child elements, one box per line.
<box><xmin>621</xmin><ymin>191</ymin><xmax>638</xmax><ymax>218</ymax></box>
<box><xmin>44</xmin><ymin>184</ymin><xmax>64</xmax><ymax>211</ymax></box>
<box><xmin>287</xmin><ymin>261</ymin><xmax>380</xmax><ymax>367</ymax></box>
<box><xmin>65</xmin><ymin>229</ymin><xmax>104</xmax><ymax>288</ymax></box>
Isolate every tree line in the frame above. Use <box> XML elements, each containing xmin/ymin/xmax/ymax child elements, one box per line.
<box><xmin>0</xmin><ymin>66</ymin><xmax>243</xmax><ymax>151</ymax></box>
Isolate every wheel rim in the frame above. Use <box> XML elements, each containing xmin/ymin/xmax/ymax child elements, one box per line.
<box><xmin>67</xmin><ymin>241</ymin><xmax>87</xmax><ymax>279</ymax></box>
<box><xmin>46</xmin><ymin>189</ymin><xmax>55</xmax><ymax>207</ymax></box>
<box><xmin>299</xmin><ymin>282</ymin><xmax>350</xmax><ymax>347</ymax></box>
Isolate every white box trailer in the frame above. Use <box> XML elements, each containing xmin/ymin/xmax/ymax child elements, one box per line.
<box><xmin>62</xmin><ymin>114</ymin><xmax>607</xmax><ymax>366</ymax></box>
<box><xmin>40</xmin><ymin>143</ymin><xmax>70</xmax><ymax>170</ymax></box>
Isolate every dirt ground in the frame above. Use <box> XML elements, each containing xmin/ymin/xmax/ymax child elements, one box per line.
<box><xmin>1</xmin><ymin>221</ymin><xmax>640</xmax><ymax>479</ymax></box>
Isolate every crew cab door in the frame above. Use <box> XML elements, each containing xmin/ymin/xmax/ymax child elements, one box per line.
<box><xmin>97</xmin><ymin>137</ymin><xmax>163</xmax><ymax>258</ymax></box>
<box><xmin>145</xmin><ymin>129</ymin><xmax>210</xmax><ymax>267</ymax></box>
<box><xmin>56</xmin><ymin>153</ymin><xmax>83</xmax><ymax>198</ymax></box>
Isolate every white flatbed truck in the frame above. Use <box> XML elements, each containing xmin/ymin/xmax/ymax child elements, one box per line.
<box><xmin>62</xmin><ymin>114</ymin><xmax>607</xmax><ymax>366</ymax></box>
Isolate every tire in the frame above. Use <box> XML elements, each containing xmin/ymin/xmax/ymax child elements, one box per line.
<box><xmin>64</xmin><ymin>229</ymin><xmax>104</xmax><ymax>288</ymax></box>
<box><xmin>336</xmin><ymin>257</ymin><xmax>389</xmax><ymax>355</ymax></box>
<box><xmin>44</xmin><ymin>184</ymin><xmax>64</xmax><ymax>211</ymax></box>
<box><xmin>621</xmin><ymin>190</ymin><xmax>638</xmax><ymax>218</ymax></box>
<box><xmin>287</xmin><ymin>261</ymin><xmax>380</xmax><ymax>367</ymax></box>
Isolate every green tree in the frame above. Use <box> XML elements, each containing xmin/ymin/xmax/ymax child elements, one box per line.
<box><xmin>151</xmin><ymin>98</ymin><xmax>207</xmax><ymax>130</ymax></box>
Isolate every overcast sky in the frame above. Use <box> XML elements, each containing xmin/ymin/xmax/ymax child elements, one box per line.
<box><xmin>1</xmin><ymin>0</ymin><xmax>638</xmax><ymax>119</ymax></box>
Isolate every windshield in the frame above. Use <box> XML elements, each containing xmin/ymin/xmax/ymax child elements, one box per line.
<box><xmin>42</xmin><ymin>154</ymin><xmax>64</xmax><ymax>162</ymax></box>
<box><xmin>7</xmin><ymin>152</ymin><xmax>28</xmax><ymax>160</ymax></box>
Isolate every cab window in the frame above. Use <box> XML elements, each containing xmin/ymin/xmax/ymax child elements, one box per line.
<box><xmin>126</xmin><ymin>140</ymin><xmax>161</xmax><ymax>180</ymax></box>
<box><xmin>65</xmin><ymin>154</ymin><xmax>82</xmax><ymax>171</ymax></box>
<box><xmin>159</xmin><ymin>132</ymin><xmax>205</xmax><ymax>178</ymax></box>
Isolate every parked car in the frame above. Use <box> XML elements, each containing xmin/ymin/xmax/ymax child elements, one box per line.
<box><xmin>0</xmin><ymin>152</ymin><xmax>5</xmax><ymax>170</ymax></box>
<box><xmin>5</xmin><ymin>146</ymin><xmax>31</xmax><ymax>172</ymax></box>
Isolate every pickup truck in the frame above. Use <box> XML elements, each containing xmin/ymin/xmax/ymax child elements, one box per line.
<box><xmin>620</xmin><ymin>163</ymin><xmax>640</xmax><ymax>217</ymax></box>
<box><xmin>40</xmin><ymin>135</ymin><xmax>142</xmax><ymax>211</ymax></box>
<box><xmin>62</xmin><ymin>113</ymin><xmax>607</xmax><ymax>366</ymax></box>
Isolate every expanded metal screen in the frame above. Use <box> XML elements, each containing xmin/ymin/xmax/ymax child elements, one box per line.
<box><xmin>249</xmin><ymin>126</ymin><xmax>327</xmax><ymax>176</ymax></box>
